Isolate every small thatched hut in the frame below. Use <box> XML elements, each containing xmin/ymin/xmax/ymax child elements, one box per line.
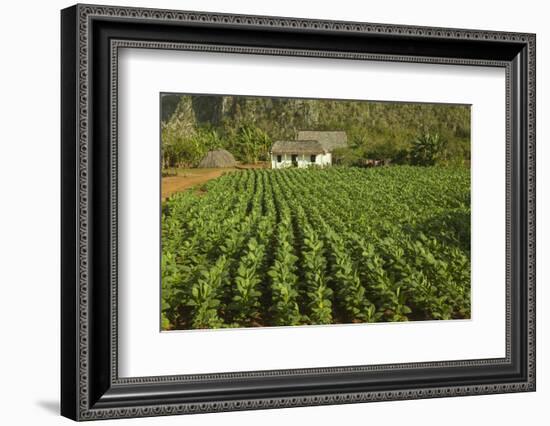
<box><xmin>198</xmin><ymin>149</ymin><xmax>237</xmax><ymax>168</ymax></box>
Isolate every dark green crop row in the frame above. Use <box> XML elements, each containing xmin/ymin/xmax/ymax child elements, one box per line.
<box><xmin>161</xmin><ymin>166</ymin><xmax>470</xmax><ymax>330</ymax></box>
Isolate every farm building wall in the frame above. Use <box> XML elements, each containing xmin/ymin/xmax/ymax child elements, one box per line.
<box><xmin>271</xmin><ymin>153</ymin><xmax>331</xmax><ymax>169</ymax></box>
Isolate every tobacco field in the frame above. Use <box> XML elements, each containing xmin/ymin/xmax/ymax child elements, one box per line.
<box><xmin>161</xmin><ymin>166</ymin><xmax>471</xmax><ymax>330</ymax></box>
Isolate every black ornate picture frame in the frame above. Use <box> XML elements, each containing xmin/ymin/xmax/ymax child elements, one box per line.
<box><xmin>61</xmin><ymin>3</ymin><xmax>536</xmax><ymax>421</ymax></box>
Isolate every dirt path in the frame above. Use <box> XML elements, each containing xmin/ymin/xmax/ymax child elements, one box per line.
<box><xmin>162</xmin><ymin>163</ymin><xmax>270</xmax><ymax>200</ymax></box>
<box><xmin>162</xmin><ymin>168</ymin><xmax>234</xmax><ymax>200</ymax></box>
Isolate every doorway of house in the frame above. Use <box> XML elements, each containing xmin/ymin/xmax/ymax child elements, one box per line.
<box><xmin>291</xmin><ymin>154</ymin><xmax>298</xmax><ymax>167</ymax></box>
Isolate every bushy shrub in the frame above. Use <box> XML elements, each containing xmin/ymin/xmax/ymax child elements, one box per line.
<box><xmin>409</xmin><ymin>132</ymin><xmax>447</xmax><ymax>166</ymax></box>
<box><xmin>161</xmin><ymin>127</ymin><xmax>223</xmax><ymax>168</ymax></box>
<box><xmin>331</xmin><ymin>147</ymin><xmax>366</xmax><ymax>166</ymax></box>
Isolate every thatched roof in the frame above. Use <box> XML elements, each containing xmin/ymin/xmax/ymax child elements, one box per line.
<box><xmin>297</xmin><ymin>131</ymin><xmax>348</xmax><ymax>151</ymax></box>
<box><xmin>198</xmin><ymin>149</ymin><xmax>237</xmax><ymax>168</ymax></box>
<box><xmin>271</xmin><ymin>140</ymin><xmax>326</xmax><ymax>155</ymax></box>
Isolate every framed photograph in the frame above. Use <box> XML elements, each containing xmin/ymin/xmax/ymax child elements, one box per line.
<box><xmin>61</xmin><ymin>4</ymin><xmax>536</xmax><ymax>421</ymax></box>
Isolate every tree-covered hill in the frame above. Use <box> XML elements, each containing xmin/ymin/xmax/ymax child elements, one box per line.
<box><xmin>161</xmin><ymin>93</ymin><xmax>470</xmax><ymax>168</ymax></box>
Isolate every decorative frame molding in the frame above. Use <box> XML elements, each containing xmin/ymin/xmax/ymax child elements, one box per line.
<box><xmin>61</xmin><ymin>3</ymin><xmax>536</xmax><ymax>421</ymax></box>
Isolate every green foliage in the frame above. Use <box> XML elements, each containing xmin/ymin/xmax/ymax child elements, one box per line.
<box><xmin>161</xmin><ymin>166</ymin><xmax>471</xmax><ymax>329</ymax></box>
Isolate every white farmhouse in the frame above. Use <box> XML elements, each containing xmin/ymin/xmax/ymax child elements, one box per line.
<box><xmin>270</xmin><ymin>131</ymin><xmax>348</xmax><ymax>169</ymax></box>
<box><xmin>270</xmin><ymin>140</ymin><xmax>330</xmax><ymax>168</ymax></box>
